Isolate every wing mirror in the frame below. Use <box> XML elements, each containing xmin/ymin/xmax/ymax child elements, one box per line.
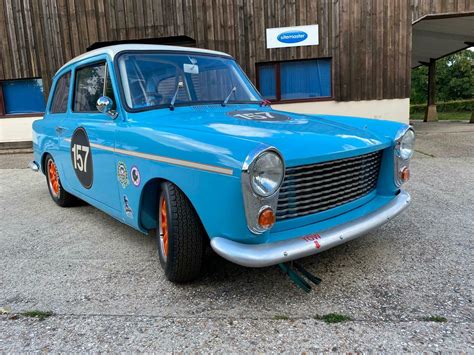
<box><xmin>96</xmin><ymin>96</ymin><xmax>118</xmax><ymax>119</ymax></box>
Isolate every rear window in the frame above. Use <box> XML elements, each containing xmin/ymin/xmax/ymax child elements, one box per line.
<box><xmin>50</xmin><ymin>72</ymin><xmax>70</xmax><ymax>113</ymax></box>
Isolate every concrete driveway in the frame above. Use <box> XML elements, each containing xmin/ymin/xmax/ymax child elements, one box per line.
<box><xmin>0</xmin><ymin>121</ymin><xmax>473</xmax><ymax>352</ymax></box>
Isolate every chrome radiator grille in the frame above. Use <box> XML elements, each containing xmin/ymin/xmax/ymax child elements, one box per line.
<box><xmin>276</xmin><ymin>150</ymin><xmax>383</xmax><ymax>220</ymax></box>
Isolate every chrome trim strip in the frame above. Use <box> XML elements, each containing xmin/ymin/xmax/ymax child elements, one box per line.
<box><xmin>114</xmin><ymin>146</ymin><xmax>233</xmax><ymax>175</ymax></box>
<box><xmin>241</xmin><ymin>145</ymin><xmax>285</xmax><ymax>234</ymax></box>
<box><xmin>394</xmin><ymin>127</ymin><xmax>415</xmax><ymax>187</ymax></box>
<box><xmin>64</xmin><ymin>138</ymin><xmax>232</xmax><ymax>175</ymax></box>
<box><xmin>211</xmin><ymin>190</ymin><xmax>411</xmax><ymax>267</ymax></box>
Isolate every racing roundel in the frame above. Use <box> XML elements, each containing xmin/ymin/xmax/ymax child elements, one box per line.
<box><xmin>70</xmin><ymin>127</ymin><xmax>93</xmax><ymax>189</ymax></box>
<box><xmin>226</xmin><ymin>110</ymin><xmax>290</xmax><ymax>122</ymax></box>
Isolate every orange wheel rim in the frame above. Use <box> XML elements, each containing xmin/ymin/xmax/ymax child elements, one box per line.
<box><xmin>160</xmin><ymin>198</ymin><xmax>169</xmax><ymax>257</ymax></box>
<box><xmin>48</xmin><ymin>160</ymin><xmax>60</xmax><ymax>195</ymax></box>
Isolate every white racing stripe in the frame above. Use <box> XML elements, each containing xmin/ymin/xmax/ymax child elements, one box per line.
<box><xmin>90</xmin><ymin>142</ymin><xmax>234</xmax><ymax>176</ymax></box>
<box><xmin>64</xmin><ymin>137</ymin><xmax>233</xmax><ymax>175</ymax></box>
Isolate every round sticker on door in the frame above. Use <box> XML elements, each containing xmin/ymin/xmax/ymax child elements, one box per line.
<box><xmin>70</xmin><ymin>127</ymin><xmax>93</xmax><ymax>189</ymax></box>
<box><xmin>130</xmin><ymin>166</ymin><xmax>141</xmax><ymax>187</ymax></box>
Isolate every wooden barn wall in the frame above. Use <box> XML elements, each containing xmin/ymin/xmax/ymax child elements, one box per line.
<box><xmin>1</xmin><ymin>0</ymin><xmax>415</xmax><ymax>101</ymax></box>
<box><xmin>412</xmin><ymin>0</ymin><xmax>474</xmax><ymax>21</ymax></box>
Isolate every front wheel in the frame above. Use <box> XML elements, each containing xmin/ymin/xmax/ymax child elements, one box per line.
<box><xmin>45</xmin><ymin>154</ymin><xmax>78</xmax><ymax>207</ymax></box>
<box><xmin>157</xmin><ymin>182</ymin><xmax>206</xmax><ymax>283</ymax></box>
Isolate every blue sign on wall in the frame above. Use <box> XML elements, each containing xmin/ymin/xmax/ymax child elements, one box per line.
<box><xmin>266</xmin><ymin>25</ymin><xmax>319</xmax><ymax>49</ymax></box>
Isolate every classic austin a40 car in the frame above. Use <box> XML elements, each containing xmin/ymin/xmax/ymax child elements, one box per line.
<box><xmin>31</xmin><ymin>44</ymin><xmax>414</xmax><ymax>283</ymax></box>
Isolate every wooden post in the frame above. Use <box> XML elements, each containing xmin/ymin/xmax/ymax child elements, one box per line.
<box><xmin>470</xmin><ymin>111</ymin><xmax>474</xmax><ymax>124</ymax></box>
<box><xmin>424</xmin><ymin>58</ymin><xmax>438</xmax><ymax>122</ymax></box>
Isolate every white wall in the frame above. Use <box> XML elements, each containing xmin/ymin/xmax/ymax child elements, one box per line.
<box><xmin>273</xmin><ymin>98</ymin><xmax>410</xmax><ymax>123</ymax></box>
<box><xmin>0</xmin><ymin>116</ymin><xmax>40</xmax><ymax>143</ymax></box>
<box><xmin>0</xmin><ymin>99</ymin><xmax>409</xmax><ymax>143</ymax></box>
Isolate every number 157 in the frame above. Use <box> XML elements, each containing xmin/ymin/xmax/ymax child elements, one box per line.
<box><xmin>71</xmin><ymin>144</ymin><xmax>89</xmax><ymax>172</ymax></box>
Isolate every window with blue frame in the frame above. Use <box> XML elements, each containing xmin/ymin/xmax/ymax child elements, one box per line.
<box><xmin>256</xmin><ymin>58</ymin><xmax>332</xmax><ymax>102</ymax></box>
<box><xmin>0</xmin><ymin>78</ymin><xmax>46</xmax><ymax>115</ymax></box>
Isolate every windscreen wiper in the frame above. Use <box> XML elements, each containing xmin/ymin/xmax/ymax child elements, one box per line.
<box><xmin>221</xmin><ymin>86</ymin><xmax>236</xmax><ymax>107</ymax></box>
<box><xmin>169</xmin><ymin>81</ymin><xmax>184</xmax><ymax>111</ymax></box>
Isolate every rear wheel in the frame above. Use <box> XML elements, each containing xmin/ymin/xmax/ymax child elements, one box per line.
<box><xmin>45</xmin><ymin>154</ymin><xmax>78</xmax><ymax>207</ymax></box>
<box><xmin>157</xmin><ymin>182</ymin><xmax>206</xmax><ymax>283</ymax></box>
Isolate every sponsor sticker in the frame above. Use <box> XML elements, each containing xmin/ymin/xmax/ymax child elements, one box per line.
<box><xmin>130</xmin><ymin>166</ymin><xmax>141</xmax><ymax>187</ymax></box>
<box><xmin>117</xmin><ymin>161</ymin><xmax>129</xmax><ymax>188</ymax></box>
<box><xmin>302</xmin><ymin>233</ymin><xmax>322</xmax><ymax>249</ymax></box>
<box><xmin>123</xmin><ymin>195</ymin><xmax>133</xmax><ymax>218</ymax></box>
<box><xmin>183</xmin><ymin>63</ymin><xmax>199</xmax><ymax>74</ymax></box>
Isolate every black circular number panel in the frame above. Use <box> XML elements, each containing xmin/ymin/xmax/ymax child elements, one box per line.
<box><xmin>226</xmin><ymin>110</ymin><xmax>291</xmax><ymax>122</ymax></box>
<box><xmin>70</xmin><ymin>127</ymin><xmax>93</xmax><ymax>189</ymax></box>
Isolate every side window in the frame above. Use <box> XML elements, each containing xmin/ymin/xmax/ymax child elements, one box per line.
<box><xmin>73</xmin><ymin>62</ymin><xmax>115</xmax><ymax>112</ymax></box>
<box><xmin>50</xmin><ymin>72</ymin><xmax>71</xmax><ymax>113</ymax></box>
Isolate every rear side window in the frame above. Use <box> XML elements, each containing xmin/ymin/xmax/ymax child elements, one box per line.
<box><xmin>50</xmin><ymin>72</ymin><xmax>70</xmax><ymax>113</ymax></box>
<box><xmin>73</xmin><ymin>62</ymin><xmax>115</xmax><ymax>112</ymax></box>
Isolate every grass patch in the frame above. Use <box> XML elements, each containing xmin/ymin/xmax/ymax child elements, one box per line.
<box><xmin>422</xmin><ymin>315</ymin><xmax>447</xmax><ymax>323</ymax></box>
<box><xmin>415</xmin><ymin>149</ymin><xmax>435</xmax><ymax>157</ymax></box>
<box><xmin>410</xmin><ymin>111</ymin><xmax>472</xmax><ymax>121</ymax></box>
<box><xmin>20</xmin><ymin>310</ymin><xmax>54</xmax><ymax>321</ymax></box>
<box><xmin>273</xmin><ymin>314</ymin><xmax>290</xmax><ymax>320</ymax></box>
<box><xmin>315</xmin><ymin>313</ymin><xmax>352</xmax><ymax>324</ymax></box>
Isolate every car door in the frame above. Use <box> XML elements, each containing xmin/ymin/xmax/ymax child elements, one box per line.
<box><xmin>46</xmin><ymin>70</ymin><xmax>71</xmax><ymax>179</ymax></box>
<box><xmin>59</xmin><ymin>57</ymin><xmax>121</xmax><ymax>212</ymax></box>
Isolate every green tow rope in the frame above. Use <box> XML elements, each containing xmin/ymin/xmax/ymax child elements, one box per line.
<box><xmin>278</xmin><ymin>262</ymin><xmax>322</xmax><ymax>293</ymax></box>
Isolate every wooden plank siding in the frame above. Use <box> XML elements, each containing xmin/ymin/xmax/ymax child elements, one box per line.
<box><xmin>412</xmin><ymin>0</ymin><xmax>474</xmax><ymax>21</ymax></box>
<box><xmin>0</xmin><ymin>0</ymin><xmax>471</xmax><ymax>101</ymax></box>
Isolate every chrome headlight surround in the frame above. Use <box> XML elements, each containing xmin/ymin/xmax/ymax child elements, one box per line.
<box><xmin>394</xmin><ymin>127</ymin><xmax>415</xmax><ymax>187</ymax></box>
<box><xmin>242</xmin><ymin>145</ymin><xmax>285</xmax><ymax>234</ymax></box>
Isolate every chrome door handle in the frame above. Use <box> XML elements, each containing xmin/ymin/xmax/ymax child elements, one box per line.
<box><xmin>55</xmin><ymin>126</ymin><xmax>66</xmax><ymax>134</ymax></box>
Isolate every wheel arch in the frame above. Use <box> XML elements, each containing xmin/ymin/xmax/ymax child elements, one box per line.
<box><xmin>138</xmin><ymin>177</ymin><xmax>207</xmax><ymax>237</ymax></box>
<box><xmin>40</xmin><ymin>151</ymin><xmax>52</xmax><ymax>175</ymax></box>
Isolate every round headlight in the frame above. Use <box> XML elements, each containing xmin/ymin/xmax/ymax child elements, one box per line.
<box><xmin>250</xmin><ymin>151</ymin><xmax>284</xmax><ymax>197</ymax></box>
<box><xmin>398</xmin><ymin>129</ymin><xmax>415</xmax><ymax>160</ymax></box>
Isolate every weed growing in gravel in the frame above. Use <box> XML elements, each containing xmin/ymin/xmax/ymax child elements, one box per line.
<box><xmin>20</xmin><ymin>310</ymin><xmax>54</xmax><ymax>321</ymax></box>
<box><xmin>422</xmin><ymin>316</ymin><xmax>447</xmax><ymax>323</ymax></box>
<box><xmin>315</xmin><ymin>313</ymin><xmax>352</xmax><ymax>324</ymax></box>
<box><xmin>273</xmin><ymin>314</ymin><xmax>290</xmax><ymax>320</ymax></box>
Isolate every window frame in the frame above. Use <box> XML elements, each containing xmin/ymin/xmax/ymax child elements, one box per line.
<box><xmin>255</xmin><ymin>57</ymin><xmax>334</xmax><ymax>104</ymax></box>
<box><xmin>114</xmin><ymin>50</ymin><xmax>262</xmax><ymax>113</ymax></box>
<box><xmin>0</xmin><ymin>78</ymin><xmax>46</xmax><ymax>118</ymax></box>
<box><xmin>49</xmin><ymin>71</ymin><xmax>71</xmax><ymax>114</ymax></box>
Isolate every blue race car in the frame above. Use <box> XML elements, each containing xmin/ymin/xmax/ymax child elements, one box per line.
<box><xmin>30</xmin><ymin>44</ymin><xmax>414</xmax><ymax>283</ymax></box>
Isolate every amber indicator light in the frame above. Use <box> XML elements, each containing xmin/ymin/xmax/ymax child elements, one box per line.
<box><xmin>258</xmin><ymin>207</ymin><xmax>276</xmax><ymax>229</ymax></box>
<box><xmin>400</xmin><ymin>166</ymin><xmax>410</xmax><ymax>182</ymax></box>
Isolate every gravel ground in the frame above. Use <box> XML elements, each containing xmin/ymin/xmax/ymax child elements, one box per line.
<box><xmin>0</xmin><ymin>121</ymin><xmax>473</xmax><ymax>352</ymax></box>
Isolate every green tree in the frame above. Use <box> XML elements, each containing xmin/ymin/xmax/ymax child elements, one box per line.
<box><xmin>410</xmin><ymin>49</ymin><xmax>474</xmax><ymax>104</ymax></box>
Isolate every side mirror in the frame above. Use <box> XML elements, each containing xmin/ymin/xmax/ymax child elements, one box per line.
<box><xmin>96</xmin><ymin>96</ymin><xmax>118</xmax><ymax>119</ymax></box>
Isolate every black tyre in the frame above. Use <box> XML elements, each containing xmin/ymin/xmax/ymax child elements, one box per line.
<box><xmin>157</xmin><ymin>182</ymin><xmax>206</xmax><ymax>283</ymax></box>
<box><xmin>44</xmin><ymin>154</ymin><xmax>79</xmax><ymax>207</ymax></box>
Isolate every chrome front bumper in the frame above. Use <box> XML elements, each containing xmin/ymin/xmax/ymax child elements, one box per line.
<box><xmin>211</xmin><ymin>190</ymin><xmax>411</xmax><ymax>267</ymax></box>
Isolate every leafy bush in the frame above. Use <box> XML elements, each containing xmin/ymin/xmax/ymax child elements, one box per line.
<box><xmin>411</xmin><ymin>49</ymin><xmax>474</xmax><ymax>105</ymax></box>
<box><xmin>410</xmin><ymin>99</ymin><xmax>474</xmax><ymax>114</ymax></box>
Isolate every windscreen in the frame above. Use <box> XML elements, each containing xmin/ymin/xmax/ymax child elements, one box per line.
<box><xmin>118</xmin><ymin>52</ymin><xmax>261</xmax><ymax>109</ymax></box>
